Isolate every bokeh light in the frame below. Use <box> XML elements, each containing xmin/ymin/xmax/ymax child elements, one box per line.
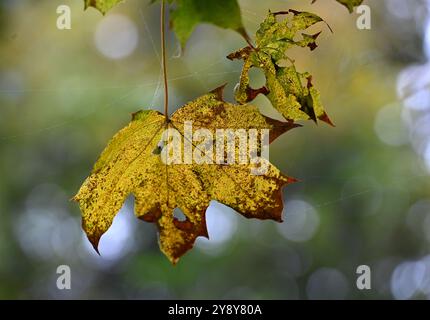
<box><xmin>276</xmin><ymin>200</ymin><xmax>319</xmax><ymax>242</ymax></box>
<box><xmin>94</xmin><ymin>14</ymin><xmax>139</xmax><ymax>60</ymax></box>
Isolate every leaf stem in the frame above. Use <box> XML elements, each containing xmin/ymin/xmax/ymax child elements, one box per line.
<box><xmin>161</xmin><ymin>0</ymin><xmax>169</xmax><ymax>122</ymax></box>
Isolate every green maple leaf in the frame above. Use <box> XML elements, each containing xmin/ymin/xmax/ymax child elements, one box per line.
<box><xmin>169</xmin><ymin>0</ymin><xmax>247</xmax><ymax>48</ymax></box>
<box><xmin>228</xmin><ymin>10</ymin><xmax>333</xmax><ymax>125</ymax></box>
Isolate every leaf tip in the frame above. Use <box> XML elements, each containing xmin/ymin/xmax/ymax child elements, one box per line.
<box><xmin>309</xmin><ymin>32</ymin><xmax>322</xmax><ymax>51</ymax></box>
<box><xmin>169</xmin><ymin>257</ymin><xmax>180</xmax><ymax>265</ymax></box>
<box><xmin>210</xmin><ymin>83</ymin><xmax>228</xmax><ymax>101</ymax></box>
<box><xmin>131</xmin><ymin>110</ymin><xmax>143</xmax><ymax>121</ymax></box>
<box><xmin>287</xmin><ymin>176</ymin><xmax>300</xmax><ymax>184</ymax></box>
<box><xmin>319</xmin><ymin>113</ymin><xmax>335</xmax><ymax>127</ymax></box>
<box><xmin>70</xmin><ymin>194</ymin><xmax>79</xmax><ymax>202</ymax></box>
<box><xmin>131</xmin><ymin>110</ymin><xmax>161</xmax><ymax>121</ymax></box>
<box><xmin>86</xmin><ymin>233</ymin><xmax>101</xmax><ymax>255</ymax></box>
<box><xmin>264</xmin><ymin>118</ymin><xmax>301</xmax><ymax>143</ymax></box>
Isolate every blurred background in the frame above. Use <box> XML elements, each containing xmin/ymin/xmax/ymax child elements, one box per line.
<box><xmin>1</xmin><ymin>0</ymin><xmax>430</xmax><ymax>299</ymax></box>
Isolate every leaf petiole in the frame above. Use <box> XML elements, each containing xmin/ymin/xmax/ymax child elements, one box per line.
<box><xmin>161</xmin><ymin>0</ymin><xmax>169</xmax><ymax>123</ymax></box>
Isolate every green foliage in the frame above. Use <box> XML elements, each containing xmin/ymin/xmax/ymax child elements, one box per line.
<box><xmin>169</xmin><ymin>0</ymin><xmax>246</xmax><ymax>48</ymax></box>
<box><xmin>335</xmin><ymin>0</ymin><xmax>364</xmax><ymax>12</ymax></box>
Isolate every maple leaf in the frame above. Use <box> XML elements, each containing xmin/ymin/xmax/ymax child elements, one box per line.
<box><xmin>169</xmin><ymin>0</ymin><xmax>247</xmax><ymax>48</ymax></box>
<box><xmin>73</xmin><ymin>86</ymin><xmax>299</xmax><ymax>263</ymax></box>
<box><xmin>227</xmin><ymin>10</ymin><xmax>333</xmax><ymax>126</ymax></box>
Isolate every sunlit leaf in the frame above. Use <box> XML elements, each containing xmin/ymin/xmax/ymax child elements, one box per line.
<box><xmin>74</xmin><ymin>86</ymin><xmax>298</xmax><ymax>263</ymax></box>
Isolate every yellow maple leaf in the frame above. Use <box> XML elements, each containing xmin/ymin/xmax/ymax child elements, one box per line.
<box><xmin>73</xmin><ymin>86</ymin><xmax>298</xmax><ymax>263</ymax></box>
